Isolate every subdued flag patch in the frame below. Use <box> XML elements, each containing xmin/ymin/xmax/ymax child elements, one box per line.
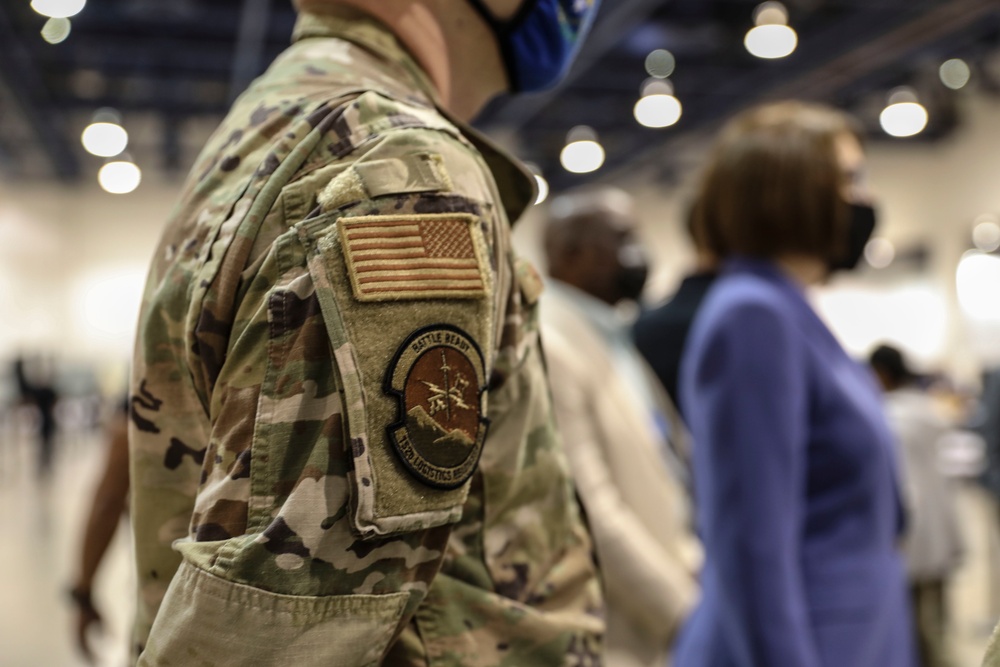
<box><xmin>339</xmin><ymin>213</ymin><xmax>490</xmax><ymax>302</ymax></box>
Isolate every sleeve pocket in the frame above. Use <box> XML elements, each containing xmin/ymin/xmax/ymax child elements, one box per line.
<box><xmin>139</xmin><ymin>561</ymin><xmax>409</xmax><ymax>667</ymax></box>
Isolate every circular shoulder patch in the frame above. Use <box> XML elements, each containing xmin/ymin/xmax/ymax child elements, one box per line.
<box><xmin>384</xmin><ymin>325</ymin><xmax>489</xmax><ymax>489</ymax></box>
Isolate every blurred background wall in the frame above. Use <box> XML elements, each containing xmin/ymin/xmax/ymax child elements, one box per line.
<box><xmin>0</xmin><ymin>181</ymin><xmax>171</xmax><ymax>391</ymax></box>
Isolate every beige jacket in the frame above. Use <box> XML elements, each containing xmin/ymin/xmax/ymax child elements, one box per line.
<box><xmin>540</xmin><ymin>283</ymin><xmax>701</xmax><ymax>667</ymax></box>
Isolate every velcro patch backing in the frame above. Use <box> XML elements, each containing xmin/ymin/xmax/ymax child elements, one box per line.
<box><xmin>339</xmin><ymin>213</ymin><xmax>490</xmax><ymax>302</ymax></box>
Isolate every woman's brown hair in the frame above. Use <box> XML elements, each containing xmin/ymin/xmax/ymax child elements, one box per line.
<box><xmin>694</xmin><ymin>101</ymin><xmax>861</xmax><ymax>262</ymax></box>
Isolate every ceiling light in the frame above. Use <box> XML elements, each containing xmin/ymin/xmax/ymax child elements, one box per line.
<box><xmin>879</xmin><ymin>89</ymin><xmax>928</xmax><ymax>138</ymax></box>
<box><xmin>644</xmin><ymin>49</ymin><xmax>676</xmax><ymax>79</ymax></box>
<box><xmin>635</xmin><ymin>95</ymin><xmax>682</xmax><ymax>129</ymax></box>
<box><xmin>560</xmin><ymin>126</ymin><xmax>605</xmax><ymax>174</ymax></box>
<box><xmin>880</xmin><ymin>103</ymin><xmax>928</xmax><ymax>137</ymax></box>
<box><xmin>746</xmin><ymin>2</ymin><xmax>796</xmax><ymax>59</ymax></box>
<box><xmin>534</xmin><ymin>174</ymin><xmax>550</xmax><ymax>206</ymax></box>
<box><xmin>939</xmin><ymin>58</ymin><xmax>971</xmax><ymax>90</ymax></box>
<box><xmin>973</xmin><ymin>217</ymin><xmax>1000</xmax><ymax>252</ymax></box>
<box><xmin>634</xmin><ymin>80</ymin><xmax>682</xmax><ymax>129</ymax></box>
<box><xmin>40</xmin><ymin>17</ymin><xmax>71</xmax><ymax>44</ymax></box>
<box><xmin>30</xmin><ymin>0</ymin><xmax>86</xmax><ymax>19</ymax></box>
<box><xmin>745</xmin><ymin>25</ymin><xmax>797</xmax><ymax>59</ymax></box>
<box><xmin>864</xmin><ymin>238</ymin><xmax>895</xmax><ymax>269</ymax></box>
<box><xmin>524</xmin><ymin>162</ymin><xmax>549</xmax><ymax>205</ymax></box>
<box><xmin>82</xmin><ymin>122</ymin><xmax>128</xmax><ymax>157</ymax></box>
<box><xmin>522</xmin><ymin>163</ymin><xmax>550</xmax><ymax>206</ymax></box>
<box><xmin>98</xmin><ymin>160</ymin><xmax>142</xmax><ymax>195</ymax></box>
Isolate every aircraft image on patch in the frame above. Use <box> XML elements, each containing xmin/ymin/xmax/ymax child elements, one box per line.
<box><xmin>422</xmin><ymin>350</ymin><xmax>473</xmax><ymax>420</ymax></box>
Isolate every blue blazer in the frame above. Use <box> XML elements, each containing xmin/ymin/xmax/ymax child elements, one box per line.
<box><xmin>674</xmin><ymin>258</ymin><xmax>916</xmax><ymax>667</ymax></box>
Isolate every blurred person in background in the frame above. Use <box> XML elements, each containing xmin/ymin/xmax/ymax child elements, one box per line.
<box><xmin>978</xmin><ymin>368</ymin><xmax>1000</xmax><ymax>519</ymax></box>
<box><xmin>69</xmin><ymin>397</ymin><xmax>131</xmax><ymax>663</ymax></box>
<box><xmin>673</xmin><ymin>101</ymin><xmax>916</xmax><ymax>667</ymax></box>
<box><xmin>13</xmin><ymin>356</ymin><xmax>59</xmax><ymax>479</ymax></box>
<box><xmin>979</xmin><ymin>366</ymin><xmax>1000</xmax><ymax>653</ymax></box>
<box><xmin>127</xmin><ymin>0</ymin><xmax>605</xmax><ymax>665</ymax></box>
<box><xmin>634</xmin><ymin>204</ymin><xmax>718</xmax><ymax>419</ymax></box>
<box><xmin>870</xmin><ymin>344</ymin><xmax>962</xmax><ymax>667</ymax></box>
<box><xmin>540</xmin><ymin>186</ymin><xmax>700</xmax><ymax>667</ymax></box>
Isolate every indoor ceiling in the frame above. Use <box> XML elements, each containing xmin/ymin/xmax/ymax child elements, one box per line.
<box><xmin>3</xmin><ymin>0</ymin><xmax>1000</xmax><ymax>191</ymax></box>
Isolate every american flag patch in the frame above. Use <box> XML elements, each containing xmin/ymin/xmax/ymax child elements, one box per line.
<box><xmin>339</xmin><ymin>213</ymin><xmax>490</xmax><ymax>302</ymax></box>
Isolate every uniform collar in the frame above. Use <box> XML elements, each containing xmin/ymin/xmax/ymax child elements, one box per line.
<box><xmin>293</xmin><ymin>10</ymin><xmax>537</xmax><ymax>223</ymax></box>
<box><xmin>293</xmin><ymin>9</ymin><xmax>439</xmax><ymax>102</ymax></box>
<box><xmin>456</xmin><ymin>121</ymin><xmax>537</xmax><ymax>223</ymax></box>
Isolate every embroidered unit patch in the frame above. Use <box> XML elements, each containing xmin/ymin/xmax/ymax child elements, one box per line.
<box><xmin>384</xmin><ymin>325</ymin><xmax>488</xmax><ymax>489</ymax></box>
<box><xmin>339</xmin><ymin>213</ymin><xmax>489</xmax><ymax>302</ymax></box>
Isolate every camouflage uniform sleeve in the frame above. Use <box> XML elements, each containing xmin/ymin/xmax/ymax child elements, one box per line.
<box><xmin>986</xmin><ymin>625</ymin><xmax>1000</xmax><ymax>667</ymax></box>
<box><xmin>137</xmin><ymin>111</ymin><xmax>507</xmax><ymax>666</ymax></box>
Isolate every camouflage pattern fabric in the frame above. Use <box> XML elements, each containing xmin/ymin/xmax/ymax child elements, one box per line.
<box><xmin>986</xmin><ymin>625</ymin><xmax>1000</xmax><ymax>667</ymax></box>
<box><xmin>129</xmin><ymin>9</ymin><xmax>604</xmax><ymax>667</ymax></box>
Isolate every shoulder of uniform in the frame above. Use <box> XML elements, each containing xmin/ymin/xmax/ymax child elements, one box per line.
<box><xmin>329</xmin><ymin>89</ymin><xmax>471</xmax><ymax>153</ymax></box>
<box><xmin>268</xmin><ymin>30</ymin><xmax>437</xmax><ymax>108</ymax></box>
<box><xmin>280</xmin><ymin>92</ymin><xmax>490</xmax><ymax>216</ymax></box>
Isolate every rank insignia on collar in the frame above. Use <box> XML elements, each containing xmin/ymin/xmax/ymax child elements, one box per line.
<box><xmin>384</xmin><ymin>325</ymin><xmax>489</xmax><ymax>489</ymax></box>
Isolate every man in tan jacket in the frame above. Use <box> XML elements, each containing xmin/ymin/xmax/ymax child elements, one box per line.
<box><xmin>539</xmin><ymin>187</ymin><xmax>701</xmax><ymax>667</ymax></box>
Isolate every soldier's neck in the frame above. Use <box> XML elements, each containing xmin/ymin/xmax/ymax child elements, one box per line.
<box><xmin>326</xmin><ymin>0</ymin><xmax>508</xmax><ymax>121</ymax></box>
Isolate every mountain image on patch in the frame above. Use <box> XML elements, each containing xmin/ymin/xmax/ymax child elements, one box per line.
<box><xmin>406</xmin><ymin>404</ymin><xmax>475</xmax><ymax>469</ymax></box>
<box><xmin>385</xmin><ymin>325</ymin><xmax>489</xmax><ymax>489</ymax></box>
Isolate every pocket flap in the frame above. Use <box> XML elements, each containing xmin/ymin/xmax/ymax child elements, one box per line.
<box><xmin>139</xmin><ymin>561</ymin><xmax>409</xmax><ymax>666</ymax></box>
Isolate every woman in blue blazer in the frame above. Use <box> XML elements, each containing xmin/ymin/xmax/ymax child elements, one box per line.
<box><xmin>673</xmin><ymin>102</ymin><xmax>916</xmax><ymax>667</ymax></box>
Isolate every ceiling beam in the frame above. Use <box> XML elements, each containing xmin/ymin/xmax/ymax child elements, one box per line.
<box><xmin>0</xmin><ymin>140</ymin><xmax>18</xmax><ymax>177</ymax></box>
<box><xmin>0</xmin><ymin>4</ymin><xmax>80</xmax><ymax>180</ymax></box>
<box><xmin>0</xmin><ymin>6</ymin><xmax>80</xmax><ymax>180</ymax></box>
<box><xmin>51</xmin><ymin>91</ymin><xmax>228</xmax><ymax>117</ymax></box>
<box><xmin>766</xmin><ymin>0</ymin><xmax>1000</xmax><ymax>101</ymax></box>
<box><xmin>229</xmin><ymin>0</ymin><xmax>274</xmax><ymax>104</ymax></box>
<box><xmin>600</xmin><ymin>0</ymin><xmax>1000</xmax><ymax>187</ymax></box>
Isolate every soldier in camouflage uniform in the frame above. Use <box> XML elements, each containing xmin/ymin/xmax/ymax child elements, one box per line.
<box><xmin>129</xmin><ymin>1</ymin><xmax>605</xmax><ymax>665</ymax></box>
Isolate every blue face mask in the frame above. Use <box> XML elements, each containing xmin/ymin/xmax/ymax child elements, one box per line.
<box><xmin>466</xmin><ymin>0</ymin><xmax>602</xmax><ymax>93</ymax></box>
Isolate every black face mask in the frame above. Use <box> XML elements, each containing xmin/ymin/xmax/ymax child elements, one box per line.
<box><xmin>616</xmin><ymin>243</ymin><xmax>649</xmax><ymax>302</ymax></box>
<box><xmin>829</xmin><ymin>202</ymin><xmax>877</xmax><ymax>272</ymax></box>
